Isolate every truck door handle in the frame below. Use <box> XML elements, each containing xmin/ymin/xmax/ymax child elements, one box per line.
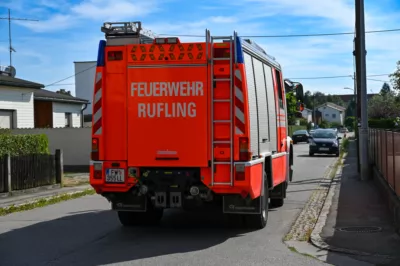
<box><xmin>262</xmin><ymin>138</ymin><xmax>268</xmax><ymax>143</ymax></box>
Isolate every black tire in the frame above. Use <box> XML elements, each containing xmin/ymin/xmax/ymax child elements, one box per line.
<box><xmin>309</xmin><ymin>152</ymin><xmax>314</xmax><ymax>156</ymax></box>
<box><xmin>117</xmin><ymin>201</ymin><xmax>163</xmax><ymax>227</ymax></box>
<box><xmin>270</xmin><ymin>198</ymin><xmax>284</xmax><ymax>208</ymax></box>
<box><xmin>244</xmin><ymin>172</ymin><xmax>268</xmax><ymax>229</ymax></box>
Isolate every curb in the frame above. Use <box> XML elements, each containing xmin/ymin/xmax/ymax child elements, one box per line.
<box><xmin>309</xmin><ymin>154</ymin><xmax>394</xmax><ymax>259</ymax></box>
<box><xmin>283</xmin><ymin>154</ymin><xmax>341</xmax><ymax>242</ymax></box>
<box><xmin>0</xmin><ymin>186</ymin><xmax>94</xmax><ymax>211</ymax></box>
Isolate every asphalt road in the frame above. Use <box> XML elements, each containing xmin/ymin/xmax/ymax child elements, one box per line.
<box><xmin>0</xmin><ymin>142</ymin><xmax>340</xmax><ymax>266</ymax></box>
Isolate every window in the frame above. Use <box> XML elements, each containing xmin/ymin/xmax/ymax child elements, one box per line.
<box><xmin>332</xmin><ymin>114</ymin><xmax>337</xmax><ymax>118</ymax></box>
<box><xmin>274</xmin><ymin>69</ymin><xmax>284</xmax><ymax>109</ymax></box>
<box><xmin>65</xmin><ymin>113</ymin><xmax>72</xmax><ymax>127</ymax></box>
<box><xmin>325</xmin><ymin>113</ymin><xmax>329</xmax><ymax>117</ymax></box>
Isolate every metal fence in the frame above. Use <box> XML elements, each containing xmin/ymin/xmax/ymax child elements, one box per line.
<box><xmin>368</xmin><ymin>129</ymin><xmax>400</xmax><ymax>197</ymax></box>
<box><xmin>0</xmin><ymin>156</ymin><xmax>6</xmax><ymax>193</ymax></box>
<box><xmin>0</xmin><ymin>153</ymin><xmax>59</xmax><ymax>193</ymax></box>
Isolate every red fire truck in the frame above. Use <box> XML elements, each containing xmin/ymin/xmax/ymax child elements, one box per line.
<box><xmin>90</xmin><ymin>22</ymin><xmax>304</xmax><ymax>229</ymax></box>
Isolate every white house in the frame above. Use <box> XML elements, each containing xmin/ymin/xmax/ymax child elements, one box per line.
<box><xmin>0</xmin><ymin>69</ymin><xmax>89</xmax><ymax>129</ymax></box>
<box><xmin>301</xmin><ymin>108</ymin><xmax>313</xmax><ymax>123</ymax></box>
<box><xmin>316</xmin><ymin>102</ymin><xmax>346</xmax><ymax>125</ymax></box>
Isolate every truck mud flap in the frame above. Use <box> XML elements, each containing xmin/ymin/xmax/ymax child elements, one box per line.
<box><xmin>111</xmin><ymin>195</ymin><xmax>147</xmax><ymax>212</ymax></box>
<box><xmin>222</xmin><ymin>194</ymin><xmax>261</xmax><ymax>214</ymax></box>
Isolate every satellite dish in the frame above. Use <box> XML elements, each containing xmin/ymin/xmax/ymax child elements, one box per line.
<box><xmin>5</xmin><ymin>66</ymin><xmax>16</xmax><ymax>77</ymax></box>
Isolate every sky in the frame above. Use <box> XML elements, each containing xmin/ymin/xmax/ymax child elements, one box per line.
<box><xmin>0</xmin><ymin>0</ymin><xmax>399</xmax><ymax>98</ymax></box>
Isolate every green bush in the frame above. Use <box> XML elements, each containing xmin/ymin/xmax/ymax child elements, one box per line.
<box><xmin>319</xmin><ymin>121</ymin><xmax>331</xmax><ymax>128</ymax></box>
<box><xmin>0</xmin><ymin>128</ymin><xmax>11</xmax><ymax>135</ymax></box>
<box><xmin>368</xmin><ymin>118</ymin><xmax>395</xmax><ymax>129</ymax></box>
<box><xmin>341</xmin><ymin>137</ymin><xmax>349</xmax><ymax>152</ymax></box>
<box><xmin>0</xmin><ymin>134</ymin><xmax>50</xmax><ymax>157</ymax></box>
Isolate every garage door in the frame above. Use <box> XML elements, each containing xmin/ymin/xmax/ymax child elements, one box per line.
<box><xmin>0</xmin><ymin>110</ymin><xmax>13</xmax><ymax>129</ymax></box>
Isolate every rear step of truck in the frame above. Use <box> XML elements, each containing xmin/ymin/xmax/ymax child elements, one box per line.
<box><xmin>210</xmin><ymin>33</ymin><xmax>234</xmax><ymax>187</ymax></box>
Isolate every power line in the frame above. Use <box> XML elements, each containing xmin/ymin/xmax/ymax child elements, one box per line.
<box><xmin>366</xmin><ymin>78</ymin><xmax>389</xmax><ymax>83</ymax></box>
<box><xmin>155</xmin><ymin>28</ymin><xmax>400</xmax><ymax>38</ymax></box>
<box><xmin>287</xmin><ymin>73</ymin><xmax>391</xmax><ymax>80</ymax></box>
<box><xmin>46</xmin><ymin>65</ymin><xmax>96</xmax><ymax>87</ymax></box>
<box><xmin>287</xmin><ymin>75</ymin><xmax>352</xmax><ymax>80</ymax></box>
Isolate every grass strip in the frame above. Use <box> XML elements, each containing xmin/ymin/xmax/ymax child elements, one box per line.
<box><xmin>0</xmin><ymin>188</ymin><xmax>96</xmax><ymax>216</ymax></box>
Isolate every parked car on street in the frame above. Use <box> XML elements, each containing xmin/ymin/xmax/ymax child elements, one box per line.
<box><xmin>308</xmin><ymin>129</ymin><xmax>342</xmax><ymax>157</ymax></box>
<box><xmin>292</xmin><ymin>130</ymin><xmax>310</xmax><ymax>144</ymax></box>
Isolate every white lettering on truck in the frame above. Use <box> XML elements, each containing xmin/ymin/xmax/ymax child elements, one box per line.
<box><xmin>131</xmin><ymin>81</ymin><xmax>204</xmax><ymax>118</ymax></box>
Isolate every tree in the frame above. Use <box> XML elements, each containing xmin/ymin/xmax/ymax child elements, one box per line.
<box><xmin>368</xmin><ymin>91</ymin><xmax>400</xmax><ymax>119</ymax></box>
<box><xmin>286</xmin><ymin>91</ymin><xmax>298</xmax><ymax>125</ymax></box>
<box><xmin>56</xmin><ymin>89</ymin><xmax>71</xmax><ymax>95</ymax></box>
<box><xmin>326</xmin><ymin>94</ymin><xmax>345</xmax><ymax>107</ymax></box>
<box><xmin>380</xmin><ymin>82</ymin><xmax>391</xmax><ymax>95</ymax></box>
<box><xmin>389</xmin><ymin>60</ymin><xmax>400</xmax><ymax>93</ymax></box>
<box><xmin>345</xmin><ymin>99</ymin><xmax>356</xmax><ymax>117</ymax></box>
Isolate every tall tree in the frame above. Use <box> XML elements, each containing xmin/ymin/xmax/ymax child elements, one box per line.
<box><xmin>380</xmin><ymin>82</ymin><xmax>391</xmax><ymax>95</ymax></box>
<box><xmin>389</xmin><ymin>60</ymin><xmax>400</xmax><ymax>93</ymax></box>
<box><xmin>368</xmin><ymin>91</ymin><xmax>400</xmax><ymax>119</ymax></box>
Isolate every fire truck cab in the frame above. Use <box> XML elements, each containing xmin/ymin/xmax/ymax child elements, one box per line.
<box><xmin>90</xmin><ymin>22</ymin><xmax>303</xmax><ymax>229</ymax></box>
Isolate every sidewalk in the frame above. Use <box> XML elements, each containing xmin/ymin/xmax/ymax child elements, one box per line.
<box><xmin>319</xmin><ymin>140</ymin><xmax>400</xmax><ymax>265</ymax></box>
<box><xmin>0</xmin><ymin>183</ymin><xmax>92</xmax><ymax>209</ymax></box>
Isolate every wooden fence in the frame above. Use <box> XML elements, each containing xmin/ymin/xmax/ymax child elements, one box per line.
<box><xmin>0</xmin><ymin>150</ymin><xmax>63</xmax><ymax>194</ymax></box>
<box><xmin>368</xmin><ymin>129</ymin><xmax>400</xmax><ymax>198</ymax></box>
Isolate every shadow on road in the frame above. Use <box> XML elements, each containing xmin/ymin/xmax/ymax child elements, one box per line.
<box><xmin>0</xmin><ymin>207</ymin><xmax>260</xmax><ymax>266</ymax></box>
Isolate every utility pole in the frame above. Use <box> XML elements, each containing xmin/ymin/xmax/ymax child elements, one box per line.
<box><xmin>0</xmin><ymin>8</ymin><xmax>39</xmax><ymax>67</ymax></box>
<box><xmin>354</xmin><ymin>0</ymin><xmax>370</xmax><ymax>180</ymax></box>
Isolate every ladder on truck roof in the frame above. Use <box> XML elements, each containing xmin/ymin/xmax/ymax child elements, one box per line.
<box><xmin>208</xmin><ymin>30</ymin><xmax>237</xmax><ymax>187</ymax></box>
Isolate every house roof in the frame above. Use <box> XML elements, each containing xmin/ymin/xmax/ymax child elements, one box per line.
<box><xmin>0</xmin><ymin>74</ymin><xmax>44</xmax><ymax>89</ymax></box>
<box><xmin>34</xmin><ymin>89</ymin><xmax>90</xmax><ymax>104</ymax></box>
<box><xmin>316</xmin><ymin>102</ymin><xmax>346</xmax><ymax>111</ymax></box>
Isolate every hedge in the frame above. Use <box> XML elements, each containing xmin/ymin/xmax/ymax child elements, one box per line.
<box><xmin>0</xmin><ymin>129</ymin><xmax>11</xmax><ymax>135</ymax></box>
<box><xmin>0</xmin><ymin>134</ymin><xmax>50</xmax><ymax>157</ymax></box>
<box><xmin>368</xmin><ymin>118</ymin><xmax>395</xmax><ymax>129</ymax></box>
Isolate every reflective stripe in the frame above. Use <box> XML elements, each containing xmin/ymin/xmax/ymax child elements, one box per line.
<box><xmin>94</xmin><ymin>87</ymin><xmax>102</xmax><ymax>105</ymax></box>
<box><xmin>92</xmin><ymin>71</ymin><xmax>103</xmax><ymax>136</ymax></box>
<box><xmin>235</xmin><ymin>106</ymin><xmax>245</xmax><ymax>124</ymax></box>
<box><xmin>234</xmin><ymin>68</ymin><xmax>246</xmax><ymax>135</ymax></box>
<box><xmin>93</xmin><ymin>107</ymin><xmax>102</xmax><ymax>124</ymax></box>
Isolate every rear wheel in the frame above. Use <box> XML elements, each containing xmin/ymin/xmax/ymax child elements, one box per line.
<box><xmin>244</xmin><ymin>172</ymin><xmax>268</xmax><ymax>229</ymax></box>
<box><xmin>270</xmin><ymin>198</ymin><xmax>284</xmax><ymax>208</ymax></box>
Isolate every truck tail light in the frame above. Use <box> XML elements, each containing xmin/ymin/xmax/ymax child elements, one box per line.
<box><xmin>239</xmin><ymin>137</ymin><xmax>251</xmax><ymax>161</ymax></box>
<box><xmin>91</xmin><ymin>138</ymin><xmax>99</xmax><ymax>161</ymax></box>
<box><xmin>235</xmin><ymin>164</ymin><xmax>245</xmax><ymax>181</ymax></box>
<box><xmin>93</xmin><ymin>163</ymin><xmax>102</xmax><ymax>179</ymax></box>
<box><xmin>107</xmin><ymin>51</ymin><xmax>123</xmax><ymax>61</ymax></box>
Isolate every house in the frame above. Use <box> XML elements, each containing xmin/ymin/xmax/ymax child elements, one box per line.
<box><xmin>301</xmin><ymin>108</ymin><xmax>313</xmax><ymax>123</ymax></box>
<box><xmin>316</xmin><ymin>102</ymin><xmax>346</xmax><ymax>125</ymax></box>
<box><xmin>0</xmin><ymin>68</ymin><xmax>89</xmax><ymax>129</ymax></box>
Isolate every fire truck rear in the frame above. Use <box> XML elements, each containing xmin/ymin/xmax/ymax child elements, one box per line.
<box><xmin>89</xmin><ymin>22</ymin><xmax>303</xmax><ymax>229</ymax></box>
